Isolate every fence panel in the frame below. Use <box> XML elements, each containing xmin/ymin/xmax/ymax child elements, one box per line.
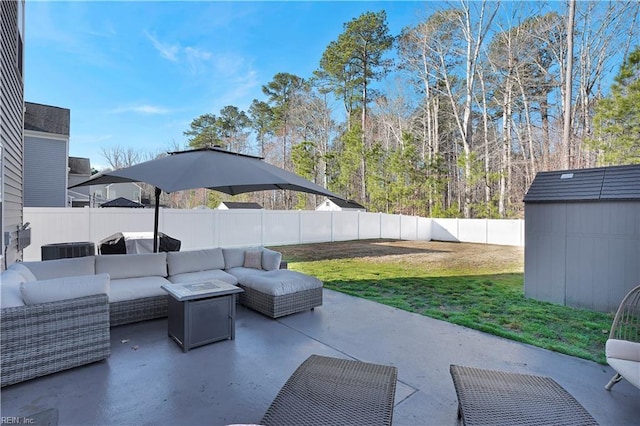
<box><xmin>263</xmin><ymin>211</ymin><xmax>300</xmax><ymax>246</ymax></box>
<box><xmin>358</xmin><ymin>213</ymin><xmax>382</xmax><ymax>239</ymax></box>
<box><xmin>487</xmin><ymin>219</ymin><xmax>524</xmax><ymax>246</ymax></box>
<box><xmin>162</xmin><ymin>209</ymin><xmax>217</xmax><ymax>250</ymax></box>
<box><xmin>332</xmin><ymin>211</ymin><xmax>359</xmax><ymax>242</ymax></box>
<box><xmin>380</xmin><ymin>214</ymin><xmax>401</xmax><ymax>239</ymax></box>
<box><xmin>458</xmin><ymin>219</ymin><xmax>487</xmax><ymax>244</ymax></box>
<box><xmin>218</xmin><ymin>210</ymin><xmax>263</xmax><ymax>247</ymax></box>
<box><xmin>299</xmin><ymin>211</ymin><xmax>333</xmax><ymax>243</ymax></box>
<box><xmin>431</xmin><ymin>218</ymin><xmax>459</xmax><ymax>242</ymax></box>
<box><xmin>22</xmin><ymin>208</ymin><xmax>521</xmax><ymax>262</ymax></box>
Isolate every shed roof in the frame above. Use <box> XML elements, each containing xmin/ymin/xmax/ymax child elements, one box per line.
<box><xmin>329</xmin><ymin>198</ymin><xmax>366</xmax><ymax>209</ymax></box>
<box><xmin>220</xmin><ymin>202</ymin><xmax>263</xmax><ymax>209</ymax></box>
<box><xmin>100</xmin><ymin>197</ymin><xmax>145</xmax><ymax>208</ymax></box>
<box><xmin>524</xmin><ymin>164</ymin><xmax>640</xmax><ymax>203</ymax></box>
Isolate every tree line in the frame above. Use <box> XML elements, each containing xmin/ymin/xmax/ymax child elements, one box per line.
<box><xmin>104</xmin><ymin>1</ymin><xmax>640</xmax><ymax>217</ymax></box>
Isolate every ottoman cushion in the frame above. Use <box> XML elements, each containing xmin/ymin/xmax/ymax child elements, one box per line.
<box><xmin>239</xmin><ymin>270</ymin><xmax>322</xmax><ymax>296</ymax></box>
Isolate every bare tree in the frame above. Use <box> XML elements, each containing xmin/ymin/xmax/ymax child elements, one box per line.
<box><xmin>562</xmin><ymin>0</ymin><xmax>576</xmax><ymax>169</ymax></box>
<box><xmin>100</xmin><ymin>145</ymin><xmax>141</xmax><ymax>170</ymax></box>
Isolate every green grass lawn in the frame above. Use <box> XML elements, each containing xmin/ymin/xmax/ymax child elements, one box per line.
<box><xmin>274</xmin><ymin>241</ymin><xmax>613</xmax><ymax>364</ymax></box>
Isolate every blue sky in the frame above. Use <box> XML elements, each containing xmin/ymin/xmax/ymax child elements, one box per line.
<box><xmin>25</xmin><ymin>1</ymin><xmax>428</xmax><ymax>170</ymax></box>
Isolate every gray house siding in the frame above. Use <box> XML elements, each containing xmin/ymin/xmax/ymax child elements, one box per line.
<box><xmin>24</xmin><ymin>135</ymin><xmax>68</xmax><ymax>207</ymax></box>
<box><xmin>106</xmin><ymin>183</ymin><xmax>141</xmax><ymax>203</ymax></box>
<box><xmin>524</xmin><ymin>165</ymin><xmax>640</xmax><ymax>313</ymax></box>
<box><xmin>1</xmin><ymin>0</ymin><xmax>25</xmax><ymax>265</ymax></box>
<box><xmin>23</xmin><ymin>102</ymin><xmax>71</xmax><ymax>207</ymax></box>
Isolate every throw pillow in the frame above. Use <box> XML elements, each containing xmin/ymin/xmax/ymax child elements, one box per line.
<box><xmin>243</xmin><ymin>250</ymin><xmax>263</xmax><ymax>270</ymax></box>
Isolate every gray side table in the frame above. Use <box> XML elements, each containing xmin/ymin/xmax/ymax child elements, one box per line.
<box><xmin>162</xmin><ymin>281</ymin><xmax>243</xmax><ymax>352</ymax></box>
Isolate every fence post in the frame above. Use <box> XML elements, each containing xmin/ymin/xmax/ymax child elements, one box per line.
<box><xmin>85</xmin><ymin>207</ymin><xmax>92</xmax><ymax>246</ymax></box>
<box><xmin>331</xmin><ymin>211</ymin><xmax>334</xmax><ymax>242</ymax></box>
<box><xmin>261</xmin><ymin>209</ymin><xmax>265</xmax><ymax>246</ymax></box>
<box><xmin>486</xmin><ymin>218</ymin><xmax>489</xmax><ymax>244</ymax></box>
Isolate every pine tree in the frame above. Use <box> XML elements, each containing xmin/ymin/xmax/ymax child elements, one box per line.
<box><xmin>590</xmin><ymin>46</ymin><xmax>640</xmax><ymax>165</ymax></box>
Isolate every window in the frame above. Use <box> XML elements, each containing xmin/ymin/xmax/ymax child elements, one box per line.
<box><xmin>17</xmin><ymin>1</ymin><xmax>25</xmax><ymax>78</ymax></box>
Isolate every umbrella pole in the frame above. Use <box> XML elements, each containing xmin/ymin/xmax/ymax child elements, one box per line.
<box><xmin>153</xmin><ymin>187</ymin><xmax>161</xmax><ymax>252</ymax></box>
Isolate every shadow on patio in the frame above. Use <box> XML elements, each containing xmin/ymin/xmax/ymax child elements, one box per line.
<box><xmin>1</xmin><ymin>289</ymin><xmax>638</xmax><ymax>425</ymax></box>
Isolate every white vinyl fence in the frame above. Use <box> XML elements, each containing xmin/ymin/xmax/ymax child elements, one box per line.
<box><xmin>22</xmin><ymin>207</ymin><xmax>523</xmax><ymax>261</ymax></box>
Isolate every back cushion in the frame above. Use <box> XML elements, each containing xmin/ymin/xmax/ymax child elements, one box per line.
<box><xmin>261</xmin><ymin>248</ymin><xmax>282</xmax><ymax>271</ymax></box>
<box><xmin>222</xmin><ymin>248</ymin><xmax>246</xmax><ymax>269</ymax></box>
<box><xmin>21</xmin><ymin>256</ymin><xmax>95</xmax><ymax>280</ymax></box>
<box><xmin>20</xmin><ymin>273</ymin><xmax>110</xmax><ymax>305</ymax></box>
<box><xmin>95</xmin><ymin>253</ymin><xmax>167</xmax><ymax>279</ymax></box>
<box><xmin>167</xmin><ymin>248</ymin><xmax>225</xmax><ymax>276</ymax></box>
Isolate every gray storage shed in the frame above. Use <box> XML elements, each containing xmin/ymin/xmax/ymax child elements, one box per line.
<box><xmin>523</xmin><ymin>164</ymin><xmax>640</xmax><ymax>313</ymax></box>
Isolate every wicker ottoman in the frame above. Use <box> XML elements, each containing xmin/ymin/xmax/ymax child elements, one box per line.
<box><xmin>237</xmin><ymin>270</ymin><xmax>322</xmax><ymax>318</ymax></box>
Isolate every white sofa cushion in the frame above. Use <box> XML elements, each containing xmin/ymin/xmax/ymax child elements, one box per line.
<box><xmin>109</xmin><ymin>276</ymin><xmax>171</xmax><ymax>303</ymax></box>
<box><xmin>168</xmin><ymin>269</ymin><xmax>238</xmax><ymax>285</ymax></box>
<box><xmin>606</xmin><ymin>339</ymin><xmax>640</xmax><ymax>362</ymax></box>
<box><xmin>1</xmin><ymin>269</ymin><xmax>27</xmax><ymax>308</ymax></box>
<box><xmin>20</xmin><ymin>273</ymin><xmax>110</xmax><ymax>305</ymax></box>
<box><xmin>223</xmin><ymin>248</ymin><xmax>246</xmax><ymax>269</ymax></box>
<box><xmin>96</xmin><ymin>253</ymin><xmax>167</xmax><ymax>279</ymax></box>
<box><xmin>239</xmin><ymin>270</ymin><xmax>322</xmax><ymax>296</ymax></box>
<box><xmin>7</xmin><ymin>262</ymin><xmax>37</xmax><ymax>282</ymax></box>
<box><xmin>20</xmin><ymin>256</ymin><xmax>95</xmax><ymax>280</ymax></box>
<box><xmin>261</xmin><ymin>248</ymin><xmax>282</xmax><ymax>271</ymax></box>
<box><xmin>226</xmin><ymin>267</ymin><xmax>265</xmax><ymax>282</ymax></box>
<box><xmin>167</xmin><ymin>248</ymin><xmax>225</xmax><ymax>276</ymax></box>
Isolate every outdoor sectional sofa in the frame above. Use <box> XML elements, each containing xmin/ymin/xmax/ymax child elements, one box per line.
<box><xmin>0</xmin><ymin>247</ymin><xmax>322</xmax><ymax>387</ymax></box>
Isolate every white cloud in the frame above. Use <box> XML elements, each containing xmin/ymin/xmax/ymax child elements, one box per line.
<box><xmin>145</xmin><ymin>31</ymin><xmax>215</xmax><ymax>74</ymax></box>
<box><xmin>111</xmin><ymin>104</ymin><xmax>171</xmax><ymax>115</ymax></box>
<box><xmin>185</xmin><ymin>46</ymin><xmax>212</xmax><ymax>61</ymax></box>
<box><xmin>145</xmin><ymin>31</ymin><xmax>180</xmax><ymax>62</ymax></box>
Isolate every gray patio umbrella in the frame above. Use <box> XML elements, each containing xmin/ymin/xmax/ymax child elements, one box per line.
<box><xmin>70</xmin><ymin>147</ymin><xmax>344</xmax><ymax>251</ymax></box>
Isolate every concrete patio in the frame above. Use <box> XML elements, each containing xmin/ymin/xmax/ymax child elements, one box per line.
<box><xmin>1</xmin><ymin>289</ymin><xmax>638</xmax><ymax>425</ymax></box>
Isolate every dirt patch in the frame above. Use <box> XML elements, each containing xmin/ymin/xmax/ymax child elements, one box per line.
<box><xmin>273</xmin><ymin>239</ymin><xmax>524</xmax><ymax>273</ymax></box>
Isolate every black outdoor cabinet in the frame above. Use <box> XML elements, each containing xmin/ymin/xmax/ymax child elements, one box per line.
<box><xmin>41</xmin><ymin>242</ymin><xmax>95</xmax><ymax>260</ymax></box>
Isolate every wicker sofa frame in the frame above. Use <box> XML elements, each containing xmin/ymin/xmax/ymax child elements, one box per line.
<box><xmin>0</xmin><ymin>294</ymin><xmax>111</xmax><ymax>387</ymax></box>
<box><xmin>109</xmin><ymin>295</ymin><xmax>168</xmax><ymax>327</ymax></box>
<box><xmin>237</xmin><ymin>285</ymin><xmax>322</xmax><ymax>319</ymax></box>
